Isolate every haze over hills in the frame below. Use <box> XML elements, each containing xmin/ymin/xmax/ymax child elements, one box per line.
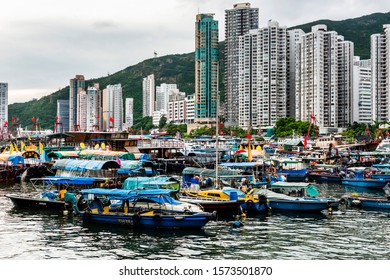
<box><xmin>8</xmin><ymin>12</ymin><xmax>390</xmax><ymax>130</ymax></box>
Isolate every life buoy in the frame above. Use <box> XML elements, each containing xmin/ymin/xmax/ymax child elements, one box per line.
<box><xmin>267</xmin><ymin>166</ymin><xmax>277</xmax><ymax>175</ymax></box>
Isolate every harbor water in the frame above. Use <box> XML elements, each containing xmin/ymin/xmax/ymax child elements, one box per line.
<box><xmin>1</xmin><ymin>182</ymin><xmax>390</xmax><ymax>260</ymax></box>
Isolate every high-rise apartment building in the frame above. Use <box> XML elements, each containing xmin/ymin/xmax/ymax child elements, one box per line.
<box><xmin>142</xmin><ymin>74</ymin><xmax>155</xmax><ymax>117</ymax></box>
<box><xmin>371</xmin><ymin>24</ymin><xmax>390</xmax><ymax>123</ymax></box>
<box><xmin>238</xmin><ymin>20</ymin><xmax>287</xmax><ymax>129</ymax></box>
<box><xmin>0</xmin><ymin>83</ymin><xmax>8</xmax><ymax>129</ymax></box>
<box><xmin>77</xmin><ymin>90</ymin><xmax>87</xmax><ymax>131</ymax></box>
<box><xmin>69</xmin><ymin>75</ymin><xmax>85</xmax><ymax>131</ymax></box>
<box><xmin>102</xmin><ymin>84</ymin><xmax>123</xmax><ymax>132</ymax></box>
<box><xmin>352</xmin><ymin>57</ymin><xmax>372</xmax><ymax>124</ymax></box>
<box><xmin>86</xmin><ymin>85</ymin><xmax>102</xmax><ymax>132</ymax></box>
<box><xmin>155</xmin><ymin>83</ymin><xmax>177</xmax><ymax>113</ymax></box>
<box><xmin>195</xmin><ymin>13</ymin><xmax>219</xmax><ymax>124</ymax></box>
<box><xmin>224</xmin><ymin>3</ymin><xmax>259</xmax><ymax>127</ymax></box>
<box><xmin>297</xmin><ymin>25</ymin><xmax>353</xmax><ymax>130</ymax></box>
<box><xmin>56</xmin><ymin>100</ymin><xmax>69</xmax><ymax>132</ymax></box>
<box><xmin>167</xmin><ymin>89</ymin><xmax>186</xmax><ymax>124</ymax></box>
<box><xmin>287</xmin><ymin>29</ymin><xmax>305</xmax><ymax>119</ymax></box>
<box><xmin>125</xmin><ymin>98</ymin><xmax>134</xmax><ymax>129</ymax></box>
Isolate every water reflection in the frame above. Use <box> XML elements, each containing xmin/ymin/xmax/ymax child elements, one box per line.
<box><xmin>2</xmin><ymin>184</ymin><xmax>390</xmax><ymax>260</ymax></box>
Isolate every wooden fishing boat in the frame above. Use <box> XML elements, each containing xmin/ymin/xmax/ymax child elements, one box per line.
<box><xmin>341</xmin><ymin>168</ymin><xmax>388</xmax><ymax>190</ymax></box>
<box><xmin>252</xmin><ymin>182</ymin><xmax>339</xmax><ymax>212</ymax></box>
<box><xmin>340</xmin><ymin>194</ymin><xmax>390</xmax><ymax>209</ymax></box>
<box><xmin>5</xmin><ymin>193</ymin><xmax>68</xmax><ymax>211</ymax></box>
<box><xmin>76</xmin><ymin>188</ymin><xmax>214</xmax><ymax>229</ymax></box>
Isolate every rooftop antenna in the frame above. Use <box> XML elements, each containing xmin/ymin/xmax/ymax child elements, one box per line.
<box><xmin>154</xmin><ymin>51</ymin><xmax>158</xmax><ymax>58</ymax></box>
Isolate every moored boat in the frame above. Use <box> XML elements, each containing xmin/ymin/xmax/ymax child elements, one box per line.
<box><xmin>252</xmin><ymin>182</ymin><xmax>339</xmax><ymax>212</ymax></box>
<box><xmin>340</xmin><ymin>194</ymin><xmax>390</xmax><ymax>210</ymax></box>
<box><xmin>76</xmin><ymin>188</ymin><xmax>214</xmax><ymax>229</ymax></box>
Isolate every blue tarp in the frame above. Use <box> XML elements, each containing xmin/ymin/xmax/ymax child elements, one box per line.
<box><xmin>42</xmin><ymin>176</ymin><xmax>106</xmax><ymax>185</ymax></box>
<box><xmin>8</xmin><ymin>155</ymin><xmax>25</xmax><ymax>166</ymax></box>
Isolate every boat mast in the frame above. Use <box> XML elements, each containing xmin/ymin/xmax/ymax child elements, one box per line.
<box><xmin>215</xmin><ymin>64</ymin><xmax>219</xmax><ymax>189</ymax></box>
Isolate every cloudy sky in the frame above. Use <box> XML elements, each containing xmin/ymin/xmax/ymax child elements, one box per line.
<box><xmin>1</xmin><ymin>0</ymin><xmax>389</xmax><ymax>104</ymax></box>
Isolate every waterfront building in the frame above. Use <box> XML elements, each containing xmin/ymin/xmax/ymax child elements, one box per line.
<box><xmin>195</xmin><ymin>13</ymin><xmax>219</xmax><ymax>125</ymax></box>
<box><xmin>297</xmin><ymin>25</ymin><xmax>353</xmax><ymax>131</ymax></box>
<box><xmin>0</xmin><ymin>82</ymin><xmax>8</xmax><ymax>130</ymax></box>
<box><xmin>102</xmin><ymin>84</ymin><xmax>123</xmax><ymax>132</ymax></box>
<box><xmin>142</xmin><ymin>74</ymin><xmax>155</xmax><ymax>117</ymax></box>
<box><xmin>56</xmin><ymin>100</ymin><xmax>69</xmax><ymax>132</ymax></box>
<box><xmin>352</xmin><ymin>57</ymin><xmax>372</xmax><ymax>124</ymax></box>
<box><xmin>238</xmin><ymin>20</ymin><xmax>287</xmax><ymax>129</ymax></box>
<box><xmin>124</xmin><ymin>98</ymin><xmax>134</xmax><ymax>129</ymax></box>
<box><xmin>224</xmin><ymin>2</ymin><xmax>259</xmax><ymax>127</ymax></box>
<box><xmin>371</xmin><ymin>24</ymin><xmax>390</xmax><ymax>123</ymax></box>
<box><xmin>69</xmin><ymin>75</ymin><xmax>85</xmax><ymax>131</ymax></box>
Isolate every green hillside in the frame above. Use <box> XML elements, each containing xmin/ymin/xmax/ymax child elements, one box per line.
<box><xmin>8</xmin><ymin>12</ymin><xmax>390</xmax><ymax>129</ymax></box>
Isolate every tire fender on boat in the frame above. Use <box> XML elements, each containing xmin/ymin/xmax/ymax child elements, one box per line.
<box><xmin>153</xmin><ymin>214</ymin><xmax>162</xmax><ymax>224</ymax></box>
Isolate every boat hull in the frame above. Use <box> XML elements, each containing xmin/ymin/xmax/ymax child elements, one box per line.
<box><xmin>341</xmin><ymin>179</ymin><xmax>388</xmax><ymax>189</ymax></box>
<box><xmin>5</xmin><ymin>194</ymin><xmax>68</xmax><ymax>211</ymax></box>
<box><xmin>80</xmin><ymin>211</ymin><xmax>211</xmax><ymax>229</ymax></box>
<box><xmin>268</xmin><ymin>199</ymin><xmax>335</xmax><ymax>212</ymax></box>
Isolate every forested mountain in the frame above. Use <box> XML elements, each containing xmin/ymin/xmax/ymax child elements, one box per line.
<box><xmin>8</xmin><ymin>12</ymin><xmax>390</xmax><ymax>129</ymax></box>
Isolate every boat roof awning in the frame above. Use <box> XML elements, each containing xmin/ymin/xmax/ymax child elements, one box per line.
<box><xmin>47</xmin><ymin>151</ymin><xmax>79</xmax><ymax>159</ymax></box>
<box><xmin>37</xmin><ymin>176</ymin><xmax>107</xmax><ymax>185</ymax></box>
<box><xmin>182</xmin><ymin>167</ymin><xmax>240</xmax><ymax>178</ymax></box>
<box><xmin>79</xmin><ymin>188</ymin><xmax>176</xmax><ymax>200</ymax></box>
<box><xmin>78</xmin><ymin>149</ymin><xmax>135</xmax><ymax>160</ymax></box>
<box><xmin>52</xmin><ymin>159</ymin><xmax>120</xmax><ymax>171</ymax></box>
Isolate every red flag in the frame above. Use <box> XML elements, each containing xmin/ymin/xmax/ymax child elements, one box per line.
<box><xmin>231</xmin><ymin>131</ymin><xmax>235</xmax><ymax>136</ymax></box>
<box><xmin>386</xmin><ymin>131</ymin><xmax>390</xmax><ymax>136</ymax></box>
<box><xmin>11</xmin><ymin>116</ymin><xmax>14</xmax><ymax>122</ymax></box>
<box><xmin>109</xmin><ymin>116</ymin><xmax>114</xmax><ymax>123</ymax></box>
<box><xmin>31</xmin><ymin>116</ymin><xmax>35</xmax><ymax>122</ymax></box>
<box><xmin>55</xmin><ymin>115</ymin><xmax>59</xmax><ymax>121</ymax></box>
<box><xmin>304</xmin><ymin>135</ymin><xmax>308</xmax><ymax>147</ymax></box>
<box><xmin>4</xmin><ymin>121</ymin><xmax>8</xmax><ymax>127</ymax></box>
<box><xmin>246</xmin><ymin>131</ymin><xmax>251</xmax><ymax>139</ymax></box>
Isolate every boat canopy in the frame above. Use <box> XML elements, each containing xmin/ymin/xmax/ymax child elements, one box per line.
<box><xmin>182</xmin><ymin>167</ymin><xmax>240</xmax><ymax>178</ymax></box>
<box><xmin>117</xmin><ymin>160</ymin><xmax>157</xmax><ymax>175</ymax></box>
<box><xmin>78</xmin><ymin>149</ymin><xmax>135</xmax><ymax>160</ymax></box>
<box><xmin>0</xmin><ymin>154</ymin><xmax>25</xmax><ymax>165</ymax></box>
<box><xmin>39</xmin><ymin>176</ymin><xmax>106</xmax><ymax>185</ymax></box>
<box><xmin>79</xmin><ymin>188</ymin><xmax>177</xmax><ymax>200</ymax></box>
<box><xmin>52</xmin><ymin>159</ymin><xmax>120</xmax><ymax>171</ymax></box>
<box><xmin>46</xmin><ymin>151</ymin><xmax>79</xmax><ymax>159</ymax></box>
<box><xmin>122</xmin><ymin>176</ymin><xmax>180</xmax><ymax>190</ymax></box>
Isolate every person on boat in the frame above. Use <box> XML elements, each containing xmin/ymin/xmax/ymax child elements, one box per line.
<box><xmin>59</xmin><ymin>186</ymin><xmax>67</xmax><ymax>201</ymax></box>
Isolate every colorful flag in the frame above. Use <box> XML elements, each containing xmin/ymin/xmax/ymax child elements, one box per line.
<box><xmin>109</xmin><ymin>116</ymin><xmax>114</xmax><ymax>123</ymax></box>
<box><xmin>31</xmin><ymin>116</ymin><xmax>35</xmax><ymax>122</ymax></box>
<box><xmin>115</xmin><ymin>155</ymin><xmax>122</xmax><ymax>166</ymax></box>
<box><xmin>304</xmin><ymin>135</ymin><xmax>308</xmax><ymax>147</ymax></box>
<box><xmin>246</xmin><ymin>131</ymin><xmax>251</xmax><ymax>139</ymax></box>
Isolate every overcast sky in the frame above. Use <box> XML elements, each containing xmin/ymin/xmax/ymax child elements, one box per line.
<box><xmin>1</xmin><ymin>0</ymin><xmax>389</xmax><ymax>104</ymax></box>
